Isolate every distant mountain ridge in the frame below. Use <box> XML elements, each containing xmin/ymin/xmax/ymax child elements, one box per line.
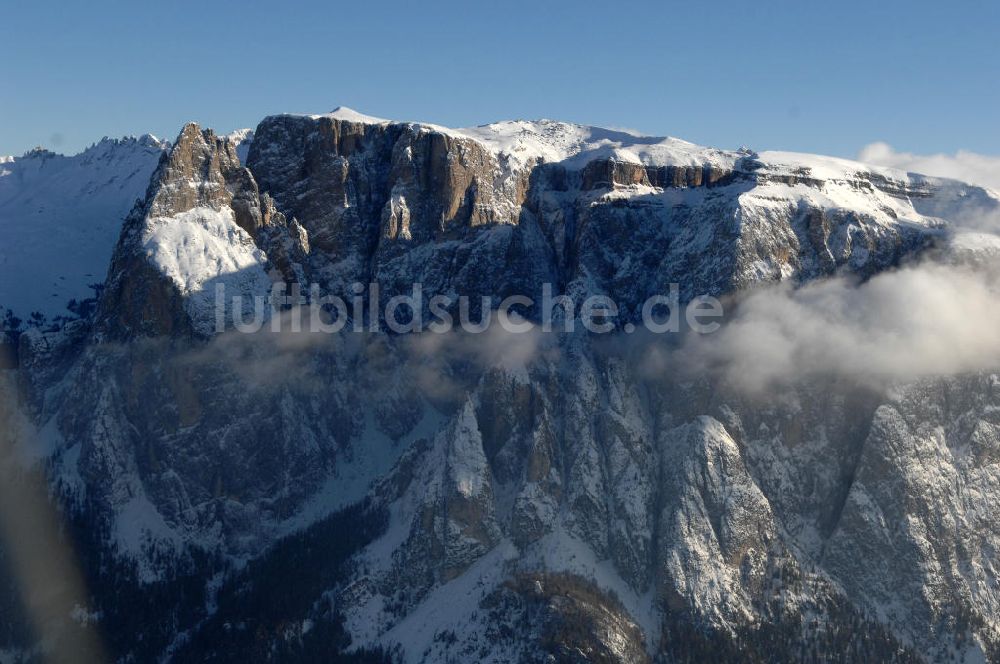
<box><xmin>0</xmin><ymin>135</ymin><xmax>168</xmax><ymax>322</ymax></box>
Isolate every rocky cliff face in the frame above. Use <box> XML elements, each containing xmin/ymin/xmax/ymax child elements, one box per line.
<box><xmin>93</xmin><ymin>123</ymin><xmax>315</xmax><ymax>340</ymax></box>
<box><xmin>90</xmin><ymin>110</ymin><xmax>941</xmax><ymax>340</ymax></box>
<box><xmin>3</xmin><ymin>109</ymin><xmax>999</xmax><ymax>663</ymax></box>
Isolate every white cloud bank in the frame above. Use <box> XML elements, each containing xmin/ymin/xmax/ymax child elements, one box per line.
<box><xmin>680</xmin><ymin>261</ymin><xmax>1000</xmax><ymax>393</ymax></box>
<box><xmin>858</xmin><ymin>142</ymin><xmax>1000</xmax><ymax>191</ymax></box>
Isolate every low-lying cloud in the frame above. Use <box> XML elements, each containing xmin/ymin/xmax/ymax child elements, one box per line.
<box><xmin>680</xmin><ymin>260</ymin><xmax>1000</xmax><ymax>393</ymax></box>
<box><xmin>858</xmin><ymin>142</ymin><xmax>1000</xmax><ymax>192</ymax></box>
<box><xmin>195</xmin><ymin>260</ymin><xmax>1000</xmax><ymax>398</ymax></box>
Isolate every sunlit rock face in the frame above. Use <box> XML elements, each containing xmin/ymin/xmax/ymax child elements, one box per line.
<box><xmin>3</xmin><ymin>108</ymin><xmax>1000</xmax><ymax>662</ymax></box>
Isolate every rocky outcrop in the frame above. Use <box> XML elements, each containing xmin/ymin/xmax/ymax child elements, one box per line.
<box><xmin>580</xmin><ymin>158</ymin><xmax>738</xmax><ymax>190</ymax></box>
<box><xmin>247</xmin><ymin>114</ymin><xmax>553</xmax><ymax>315</ymax></box>
<box><xmin>483</xmin><ymin>573</ymin><xmax>652</xmax><ymax>664</ymax></box>
<box><xmin>95</xmin><ymin>124</ymin><xmax>257</xmax><ymax>339</ymax></box>
<box><xmin>95</xmin><ymin>124</ymin><xmax>312</xmax><ymax>339</ymax></box>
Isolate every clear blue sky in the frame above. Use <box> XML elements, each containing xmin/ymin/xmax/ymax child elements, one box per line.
<box><xmin>2</xmin><ymin>0</ymin><xmax>998</xmax><ymax>158</ymax></box>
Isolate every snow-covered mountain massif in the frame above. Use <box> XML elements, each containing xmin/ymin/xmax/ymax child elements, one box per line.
<box><xmin>1</xmin><ymin>108</ymin><xmax>999</xmax><ymax>663</ymax></box>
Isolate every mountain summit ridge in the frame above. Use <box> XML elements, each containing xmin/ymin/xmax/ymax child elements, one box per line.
<box><xmin>5</xmin><ymin>108</ymin><xmax>991</xmax><ymax>326</ymax></box>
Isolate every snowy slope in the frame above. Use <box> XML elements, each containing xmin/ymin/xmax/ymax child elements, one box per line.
<box><xmin>223</xmin><ymin>128</ymin><xmax>254</xmax><ymax>164</ymax></box>
<box><xmin>310</xmin><ymin>107</ymin><xmax>737</xmax><ymax>170</ymax></box>
<box><xmin>316</xmin><ymin>106</ymin><xmax>950</xmax><ymax>184</ymax></box>
<box><xmin>320</xmin><ymin>106</ymin><xmax>391</xmax><ymax>125</ymax></box>
<box><xmin>459</xmin><ymin>118</ymin><xmax>740</xmax><ymax>171</ymax></box>
<box><xmin>142</xmin><ymin>206</ymin><xmax>271</xmax><ymax>335</ymax></box>
<box><xmin>0</xmin><ymin>136</ymin><xmax>168</xmax><ymax>321</ymax></box>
